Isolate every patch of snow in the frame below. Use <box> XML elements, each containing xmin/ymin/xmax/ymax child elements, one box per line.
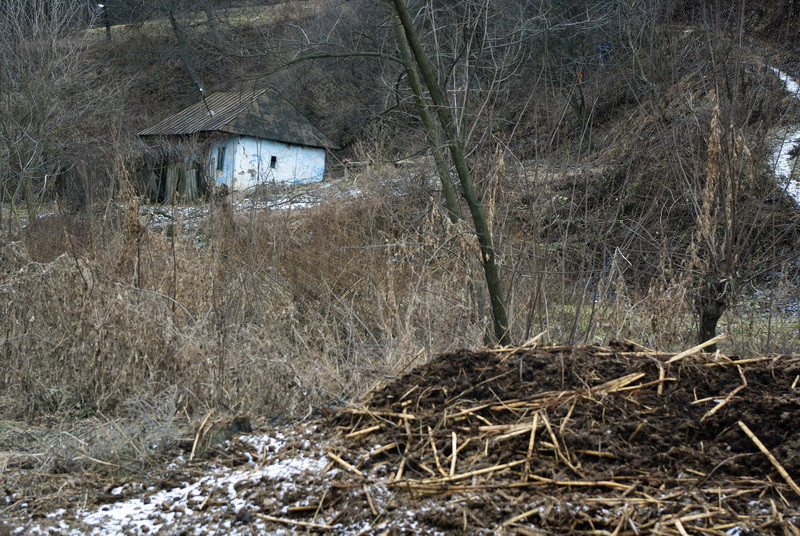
<box><xmin>770</xmin><ymin>68</ymin><xmax>800</xmax><ymax>200</ymax></box>
<box><xmin>772</xmin><ymin>67</ymin><xmax>800</xmax><ymax>97</ymax></box>
<box><xmin>16</xmin><ymin>429</ymin><xmax>330</xmax><ymax>536</ymax></box>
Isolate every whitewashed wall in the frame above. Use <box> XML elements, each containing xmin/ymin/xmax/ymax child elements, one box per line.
<box><xmin>209</xmin><ymin>135</ymin><xmax>327</xmax><ymax>190</ymax></box>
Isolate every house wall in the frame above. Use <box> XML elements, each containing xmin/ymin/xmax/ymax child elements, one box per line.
<box><xmin>210</xmin><ymin>138</ymin><xmax>236</xmax><ymax>188</ymax></box>
<box><xmin>209</xmin><ymin>135</ymin><xmax>326</xmax><ymax>190</ymax></box>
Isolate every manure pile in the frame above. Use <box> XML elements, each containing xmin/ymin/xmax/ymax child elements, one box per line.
<box><xmin>321</xmin><ymin>342</ymin><xmax>800</xmax><ymax>534</ymax></box>
<box><xmin>6</xmin><ymin>343</ymin><xmax>800</xmax><ymax>535</ymax></box>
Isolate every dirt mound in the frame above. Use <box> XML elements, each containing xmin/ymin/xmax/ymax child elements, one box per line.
<box><xmin>325</xmin><ymin>343</ymin><xmax>800</xmax><ymax>534</ymax></box>
<box><xmin>5</xmin><ymin>344</ymin><xmax>799</xmax><ymax>535</ymax></box>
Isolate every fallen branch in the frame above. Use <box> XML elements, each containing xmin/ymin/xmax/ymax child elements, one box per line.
<box><xmin>327</xmin><ymin>452</ymin><xmax>364</xmax><ymax>477</ymax></box>
<box><xmin>737</xmin><ymin>421</ymin><xmax>800</xmax><ymax>497</ymax></box>
<box><xmin>666</xmin><ymin>335</ymin><xmax>726</xmax><ymax>363</ymax></box>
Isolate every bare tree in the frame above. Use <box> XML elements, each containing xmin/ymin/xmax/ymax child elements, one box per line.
<box><xmin>0</xmin><ymin>0</ymin><xmax>125</xmax><ymax>216</ymax></box>
<box><xmin>392</xmin><ymin>13</ymin><xmax>460</xmax><ymax>222</ymax></box>
<box><xmin>686</xmin><ymin>88</ymin><xmax>799</xmax><ymax>350</ymax></box>
<box><xmin>391</xmin><ymin>0</ymin><xmax>512</xmax><ymax>344</ymax></box>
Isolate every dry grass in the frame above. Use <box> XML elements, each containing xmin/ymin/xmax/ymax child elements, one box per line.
<box><xmin>0</xmin><ymin>167</ymin><xmax>486</xmax><ymax>426</ymax></box>
<box><xmin>1</xmin><ymin>161</ymin><xmax>798</xmax><ymax>487</ymax></box>
<box><xmin>0</xmin><ymin>167</ymin><xmax>488</xmax><ymax>486</ymax></box>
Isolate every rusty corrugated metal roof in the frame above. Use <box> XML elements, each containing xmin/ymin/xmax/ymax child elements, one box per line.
<box><xmin>138</xmin><ymin>88</ymin><xmax>339</xmax><ymax>150</ymax></box>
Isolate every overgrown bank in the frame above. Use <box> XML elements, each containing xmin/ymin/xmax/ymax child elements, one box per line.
<box><xmin>2</xmin><ymin>161</ymin><xmax>799</xmax><ymax>422</ymax></box>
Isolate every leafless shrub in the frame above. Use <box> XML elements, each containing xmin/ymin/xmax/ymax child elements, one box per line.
<box><xmin>0</xmin><ymin>0</ymin><xmax>129</xmax><ymax>214</ymax></box>
<box><xmin>40</xmin><ymin>386</ymin><xmax>180</xmax><ymax>474</ymax></box>
<box><xmin>0</xmin><ymin>167</ymin><xmax>487</xmax><ymax>425</ymax></box>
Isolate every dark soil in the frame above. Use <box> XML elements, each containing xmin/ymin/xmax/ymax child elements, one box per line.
<box><xmin>359</xmin><ymin>345</ymin><xmax>800</xmax><ymax>476</ymax></box>
<box><xmin>326</xmin><ymin>344</ymin><xmax>800</xmax><ymax>534</ymax></box>
<box><xmin>3</xmin><ymin>344</ymin><xmax>799</xmax><ymax>535</ymax></box>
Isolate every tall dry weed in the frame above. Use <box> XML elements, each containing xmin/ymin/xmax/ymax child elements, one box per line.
<box><xmin>2</xmin><ymin>151</ymin><xmax>796</xmax><ymax>433</ymax></box>
<box><xmin>1</xmin><ymin>166</ymin><xmax>486</xmax><ymax>425</ymax></box>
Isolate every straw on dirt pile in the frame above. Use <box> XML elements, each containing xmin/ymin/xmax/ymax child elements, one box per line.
<box><xmin>7</xmin><ymin>341</ymin><xmax>797</xmax><ymax>535</ymax></box>
<box><xmin>326</xmin><ymin>341</ymin><xmax>800</xmax><ymax>534</ymax></box>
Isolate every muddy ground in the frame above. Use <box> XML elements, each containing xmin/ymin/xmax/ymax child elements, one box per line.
<box><xmin>3</xmin><ymin>343</ymin><xmax>799</xmax><ymax>534</ymax></box>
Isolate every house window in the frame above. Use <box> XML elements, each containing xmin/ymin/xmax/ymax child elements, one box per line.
<box><xmin>216</xmin><ymin>146</ymin><xmax>226</xmax><ymax>171</ymax></box>
<box><xmin>270</xmin><ymin>156</ymin><xmax>277</xmax><ymax>169</ymax></box>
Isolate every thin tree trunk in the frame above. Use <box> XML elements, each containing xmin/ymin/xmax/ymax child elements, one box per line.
<box><xmin>22</xmin><ymin>141</ymin><xmax>43</xmax><ymax>218</ymax></box>
<box><xmin>392</xmin><ymin>0</ymin><xmax>510</xmax><ymax>345</ymax></box>
<box><xmin>169</xmin><ymin>5</ymin><xmax>205</xmax><ymax>94</ymax></box>
<box><xmin>101</xmin><ymin>4</ymin><xmax>111</xmax><ymax>41</ymax></box>
<box><xmin>204</xmin><ymin>6</ymin><xmax>225</xmax><ymax>51</ymax></box>
<box><xmin>23</xmin><ymin>169</ymin><xmax>35</xmax><ymax>218</ymax></box>
<box><xmin>392</xmin><ymin>15</ymin><xmax>460</xmax><ymax>223</ymax></box>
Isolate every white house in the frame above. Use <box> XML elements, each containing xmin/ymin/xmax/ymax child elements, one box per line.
<box><xmin>139</xmin><ymin>88</ymin><xmax>338</xmax><ymax>200</ymax></box>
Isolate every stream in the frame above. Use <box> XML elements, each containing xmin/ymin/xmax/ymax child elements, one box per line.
<box><xmin>770</xmin><ymin>67</ymin><xmax>800</xmax><ymax>201</ymax></box>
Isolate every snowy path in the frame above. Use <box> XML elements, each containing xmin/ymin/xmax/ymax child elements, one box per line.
<box><xmin>770</xmin><ymin>67</ymin><xmax>800</xmax><ymax>201</ymax></box>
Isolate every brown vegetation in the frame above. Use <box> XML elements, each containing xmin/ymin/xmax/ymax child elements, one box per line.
<box><xmin>6</xmin><ymin>341</ymin><xmax>799</xmax><ymax>534</ymax></box>
<box><xmin>1</xmin><ymin>1</ymin><xmax>799</xmax><ymax>523</ymax></box>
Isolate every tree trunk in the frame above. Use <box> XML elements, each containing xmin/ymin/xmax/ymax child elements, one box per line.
<box><xmin>169</xmin><ymin>5</ymin><xmax>205</xmax><ymax>94</ymax></box>
<box><xmin>23</xmin><ymin>169</ymin><xmax>36</xmax><ymax>218</ymax></box>
<box><xmin>697</xmin><ymin>278</ymin><xmax>728</xmax><ymax>352</ymax></box>
<box><xmin>392</xmin><ymin>0</ymin><xmax>510</xmax><ymax>345</ymax></box>
<box><xmin>392</xmin><ymin>15</ymin><xmax>460</xmax><ymax>224</ymax></box>
<box><xmin>101</xmin><ymin>4</ymin><xmax>112</xmax><ymax>41</ymax></box>
<box><xmin>204</xmin><ymin>6</ymin><xmax>225</xmax><ymax>52</ymax></box>
<box><xmin>22</xmin><ymin>140</ymin><xmax>43</xmax><ymax>218</ymax></box>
